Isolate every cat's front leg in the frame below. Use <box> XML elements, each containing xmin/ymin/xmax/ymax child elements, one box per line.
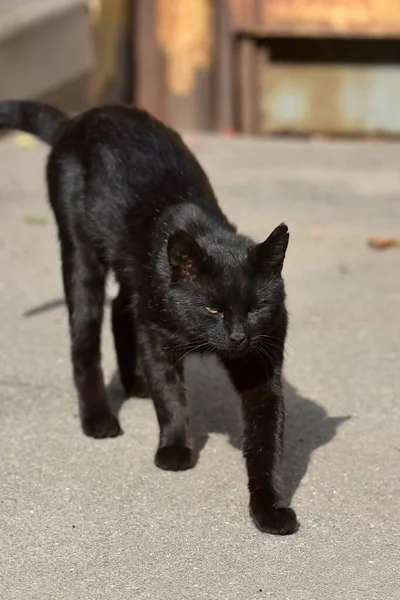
<box><xmin>241</xmin><ymin>379</ymin><xmax>299</xmax><ymax>535</ymax></box>
<box><xmin>224</xmin><ymin>360</ymin><xmax>299</xmax><ymax>535</ymax></box>
<box><xmin>139</xmin><ymin>328</ymin><xmax>194</xmax><ymax>471</ymax></box>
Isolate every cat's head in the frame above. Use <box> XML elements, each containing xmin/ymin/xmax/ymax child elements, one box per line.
<box><xmin>165</xmin><ymin>223</ymin><xmax>289</xmax><ymax>359</ymax></box>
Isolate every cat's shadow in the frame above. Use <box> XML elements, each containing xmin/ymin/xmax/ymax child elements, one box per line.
<box><xmin>108</xmin><ymin>355</ymin><xmax>350</xmax><ymax>502</ymax></box>
<box><xmin>23</xmin><ymin>298</ymin><xmax>349</xmax><ymax>500</ymax></box>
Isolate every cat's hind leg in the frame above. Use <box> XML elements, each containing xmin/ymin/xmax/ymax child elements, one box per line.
<box><xmin>61</xmin><ymin>240</ymin><xmax>122</xmax><ymax>438</ymax></box>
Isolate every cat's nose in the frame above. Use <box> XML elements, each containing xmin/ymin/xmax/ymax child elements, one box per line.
<box><xmin>229</xmin><ymin>331</ymin><xmax>247</xmax><ymax>345</ymax></box>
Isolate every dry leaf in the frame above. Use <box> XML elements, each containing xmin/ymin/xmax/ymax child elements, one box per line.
<box><xmin>15</xmin><ymin>133</ymin><xmax>37</xmax><ymax>148</ymax></box>
<box><xmin>368</xmin><ymin>237</ymin><xmax>400</xmax><ymax>250</ymax></box>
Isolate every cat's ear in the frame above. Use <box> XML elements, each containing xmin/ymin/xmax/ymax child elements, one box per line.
<box><xmin>250</xmin><ymin>223</ymin><xmax>289</xmax><ymax>273</ymax></box>
<box><xmin>167</xmin><ymin>230</ymin><xmax>205</xmax><ymax>278</ymax></box>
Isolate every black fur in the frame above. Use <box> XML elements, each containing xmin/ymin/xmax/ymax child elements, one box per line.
<box><xmin>0</xmin><ymin>100</ymin><xmax>298</xmax><ymax>535</ymax></box>
<box><xmin>0</xmin><ymin>100</ymin><xmax>65</xmax><ymax>144</ymax></box>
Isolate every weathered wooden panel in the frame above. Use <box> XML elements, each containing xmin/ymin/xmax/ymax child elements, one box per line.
<box><xmin>261</xmin><ymin>63</ymin><xmax>400</xmax><ymax>134</ymax></box>
<box><xmin>230</xmin><ymin>0</ymin><xmax>400</xmax><ymax>36</ymax></box>
<box><xmin>229</xmin><ymin>0</ymin><xmax>258</xmax><ymax>27</ymax></box>
<box><xmin>263</xmin><ymin>1</ymin><xmax>400</xmax><ymax>34</ymax></box>
<box><xmin>132</xmin><ymin>0</ymin><xmax>214</xmax><ymax>129</ymax></box>
<box><xmin>156</xmin><ymin>0</ymin><xmax>214</xmax><ymax>130</ymax></box>
<box><xmin>215</xmin><ymin>0</ymin><xmax>235</xmax><ymax>132</ymax></box>
<box><xmin>91</xmin><ymin>0</ymin><xmax>131</xmax><ymax>104</ymax></box>
<box><xmin>134</xmin><ymin>0</ymin><xmax>165</xmax><ymax>121</ymax></box>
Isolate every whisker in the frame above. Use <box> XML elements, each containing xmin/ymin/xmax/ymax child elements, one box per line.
<box><xmin>252</xmin><ymin>346</ymin><xmax>271</xmax><ymax>386</ymax></box>
<box><xmin>199</xmin><ymin>346</ymin><xmax>214</xmax><ymax>360</ymax></box>
<box><xmin>255</xmin><ymin>333</ymin><xmax>297</xmax><ymax>354</ymax></box>
<box><xmin>173</xmin><ymin>341</ymin><xmax>210</xmax><ymax>366</ymax></box>
<box><xmin>254</xmin><ymin>338</ymin><xmax>303</xmax><ymax>374</ymax></box>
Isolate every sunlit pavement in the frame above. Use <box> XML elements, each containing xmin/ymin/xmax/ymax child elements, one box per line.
<box><xmin>1</xmin><ymin>132</ymin><xmax>399</xmax><ymax>599</ymax></box>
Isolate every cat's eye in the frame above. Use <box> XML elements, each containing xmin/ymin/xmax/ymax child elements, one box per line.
<box><xmin>205</xmin><ymin>306</ymin><xmax>219</xmax><ymax>315</ymax></box>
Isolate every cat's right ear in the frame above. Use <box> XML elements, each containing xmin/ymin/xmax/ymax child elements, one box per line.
<box><xmin>167</xmin><ymin>230</ymin><xmax>204</xmax><ymax>280</ymax></box>
<box><xmin>249</xmin><ymin>222</ymin><xmax>289</xmax><ymax>274</ymax></box>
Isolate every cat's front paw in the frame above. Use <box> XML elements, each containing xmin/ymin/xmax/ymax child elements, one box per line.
<box><xmin>250</xmin><ymin>499</ymin><xmax>299</xmax><ymax>535</ymax></box>
<box><xmin>82</xmin><ymin>412</ymin><xmax>123</xmax><ymax>439</ymax></box>
<box><xmin>155</xmin><ymin>446</ymin><xmax>194</xmax><ymax>471</ymax></box>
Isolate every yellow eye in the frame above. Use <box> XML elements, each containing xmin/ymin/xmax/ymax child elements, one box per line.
<box><xmin>205</xmin><ymin>307</ymin><xmax>219</xmax><ymax>315</ymax></box>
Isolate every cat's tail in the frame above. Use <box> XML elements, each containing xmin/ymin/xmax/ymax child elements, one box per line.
<box><xmin>0</xmin><ymin>100</ymin><xmax>67</xmax><ymax>145</ymax></box>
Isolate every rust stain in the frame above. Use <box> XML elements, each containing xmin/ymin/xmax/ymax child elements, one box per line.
<box><xmin>230</xmin><ymin>0</ymin><xmax>400</xmax><ymax>34</ymax></box>
<box><xmin>156</xmin><ymin>0</ymin><xmax>214</xmax><ymax>97</ymax></box>
<box><xmin>262</xmin><ymin>0</ymin><xmax>400</xmax><ymax>34</ymax></box>
<box><xmin>229</xmin><ymin>0</ymin><xmax>256</xmax><ymax>27</ymax></box>
<box><xmin>260</xmin><ymin>63</ymin><xmax>400</xmax><ymax>135</ymax></box>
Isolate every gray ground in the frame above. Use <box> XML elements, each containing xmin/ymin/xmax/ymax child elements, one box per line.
<box><xmin>0</xmin><ymin>132</ymin><xmax>399</xmax><ymax>599</ymax></box>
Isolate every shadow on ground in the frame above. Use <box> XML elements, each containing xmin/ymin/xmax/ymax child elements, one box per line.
<box><xmin>25</xmin><ymin>297</ymin><xmax>349</xmax><ymax>501</ymax></box>
<box><xmin>24</xmin><ymin>297</ymin><xmax>112</xmax><ymax>317</ymax></box>
<box><xmin>282</xmin><ymin>380</ymin><xmax>350</xmax><ymax>501</ymax></box>
<box><xmin>107</xmin><ymin>355</ymin><xmax>350</xmax><ymax>502</ymax></box>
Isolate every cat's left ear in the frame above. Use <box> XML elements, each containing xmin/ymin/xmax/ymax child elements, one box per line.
<box><xmin>167</xmin><ymin>229</ymin><xmax>205</xmax><ymax>279</ymax></box>
<box><xmin>250</xmin><ymin>223</ymin><xmax>289</xmax><ymax>273</ymax></box>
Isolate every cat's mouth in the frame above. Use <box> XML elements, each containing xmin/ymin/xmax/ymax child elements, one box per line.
<box><xmin>219</xmin><ymin>344</ymin><xmax>250</xmax><ymax>359</ymax></box>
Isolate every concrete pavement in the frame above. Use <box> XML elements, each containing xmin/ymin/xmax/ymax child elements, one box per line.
<box><xmin>0</xmin><ymin>132</ymin><xmax>399</xmax><ymax>599</ymax></box>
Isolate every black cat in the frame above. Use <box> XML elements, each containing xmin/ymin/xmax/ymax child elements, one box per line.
<box><xmin>0</xmin><ymin>101</ymin><xmax>298</xmax><ymax>535</ymax></box>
